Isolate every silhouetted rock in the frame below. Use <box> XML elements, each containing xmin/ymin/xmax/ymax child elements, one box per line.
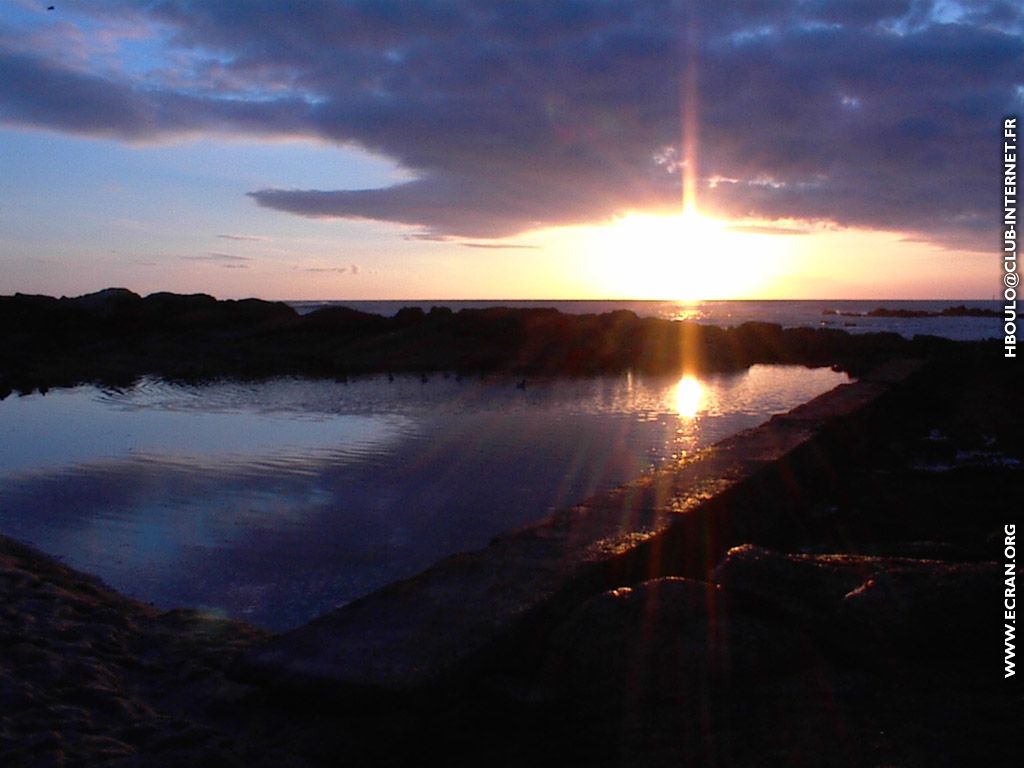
<box><xmin>0</xmin><ymin>288</ymin><xmax>994</xmax><ymax>391</ymax></box>
<box><xmin>300</xmin><ymin>306</ymin><xmax>387</xmax><ymax>332</ymax></box>
<box><xmin>822</xmin><ymin>305</ymin><xmax>999</xmax><ymax>319</ymax></box>
<box><xmin>838</xmin><ymin>561</ymin><xmax>996</xmax><ymax>659</ymax></box>
<box><xmin>711</xmin><ymin>544</ymin><xmax>868</xmax><ymax>625</ymax></box>
<box><xmin>711</xmin><ymin>544</ymin><xmax>998</xmax><ymax>663</ymax></box>
<box><xmin>66</xmin><ymin>287</ymin><xmax>141</xmax><ymax>313</ymax></box>
<box><xmin>545</xmin><ymin>577</ymin><xmax>814</xmax><ymax>706</ymax></box>
<box><xmin>939</xmin><ymin>304</ymin><xmax>998</xmax><ymax>317</ymax></box>
<box><xmin>139</xmin><ymin>292</ymin><xmax>294</xmax><ymax>330</ymax></box>
<box><xmin>393</xmin><ymin>306</ymin><xmax>426</xmax><ymax>324</ymax></box>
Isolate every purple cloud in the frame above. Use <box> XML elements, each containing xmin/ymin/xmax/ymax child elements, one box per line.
<box><xmin>0</xmin><ymin>0</ymin><xmax>1020</xmax><ymax>248</ymax></box>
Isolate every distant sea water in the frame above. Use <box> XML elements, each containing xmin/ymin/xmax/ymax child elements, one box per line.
<box><xmin>287</xmin><ymin>299</ymin><xmax>999</xmax><ymax>342</ymax></box>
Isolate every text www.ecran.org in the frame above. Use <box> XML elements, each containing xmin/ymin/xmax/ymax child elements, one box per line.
<box><xmin>1006</xmin><ymin>524</ymin><xmax>1016</xmax><ymax>678</ymax></box>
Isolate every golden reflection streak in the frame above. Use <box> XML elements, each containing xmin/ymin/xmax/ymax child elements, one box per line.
<box><xmin>673</xmin><ymin>375</ymin><xmax>704</xmax><ymax>419</ymax></box>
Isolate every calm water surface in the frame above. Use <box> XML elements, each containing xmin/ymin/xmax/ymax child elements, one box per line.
<box><xmin>0</xmin><ymin>366</ymin><xmax>847</xmax><ymax>630</ymax></box>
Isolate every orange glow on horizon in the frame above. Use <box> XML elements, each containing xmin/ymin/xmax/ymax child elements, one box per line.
<box><xmin>98</xmin><ymin>213</ymin><xmax>997</xmax><ymax>303</ymax></box>
<box><xmin>584</xmin><ymin>210</ymin><xmax>797</xmax><ymax>300</ymax></box>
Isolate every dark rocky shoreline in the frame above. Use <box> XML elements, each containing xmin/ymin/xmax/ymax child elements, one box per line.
<box><xmin>824</xmin><ymin>304</ymin><xmax>999</xmax><ymax>319</ymax></box>
<box><xmin>0</xmin><ymin>289</ymin><xmax>982</xmax><ymax>396</ymax></box>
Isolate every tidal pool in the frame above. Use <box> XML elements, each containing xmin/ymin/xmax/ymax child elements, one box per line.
<box><xmin>0</xmin><ymin>365</ymin><xmax>848</xmax><ymax>630</ymax></box>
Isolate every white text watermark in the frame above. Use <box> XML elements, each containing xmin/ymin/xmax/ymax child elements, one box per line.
<box><xmin>1005</xmin><ymin>117</ymin><xmax>1018</xmax><ymax>357</ymax></box>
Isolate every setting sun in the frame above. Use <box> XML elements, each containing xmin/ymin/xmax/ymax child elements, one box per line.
<box><xmin>587</xmin><ymin>210</ymin><xmax>794</xmax><ymax>301</ymax></box>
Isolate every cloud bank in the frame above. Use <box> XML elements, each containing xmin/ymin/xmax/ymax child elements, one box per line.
<box><xmin>1</xmin><ymin>0</ymin><xmax>1021</xmax><ymax>248</ymax></box>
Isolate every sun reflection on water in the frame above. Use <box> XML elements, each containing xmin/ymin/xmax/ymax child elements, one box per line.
<box><xmin>673</xmin><ymin>376</ymin><xmax>705</xmax><ymax>418</ymax></box>
<box><xmin>668</xmin><ymin>303</ymin><xmax>706</xmax><ymax>322</ymax></box>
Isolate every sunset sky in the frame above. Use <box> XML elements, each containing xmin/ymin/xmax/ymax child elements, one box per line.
<box><xmin>0</xmin><ymin>0</ymin><xmax>1019</xmax><ymax>300</ymax></box>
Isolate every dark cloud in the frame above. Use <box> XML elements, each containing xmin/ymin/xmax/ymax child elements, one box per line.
<box><xmin>0</xmin><ymin>48</ymin><xmax>312</xmax><ymax>142</ymax></box>
<box><xmin>217</xmin><ymin>233</ymin><xmax>269</xmax><ymax>242</ymax></box>
<box><xmin>303</xmin><ymin>264</ymin><xmax>360</xmax><ymax>274</ymax></box>
<box><xmin>402</xmin><ymin>233</ymin><xmax>538</xmax><ymax>248</ymax></box>
<box><xmin>2</xmin><ymin>0</ymin><xmax>1021</xmax><ymax>248</ymax></box>
<box><xmin>403</xmin><ymin>232</ymin><xmax>449</xmax><ymax>242</ymax></box>
<box><xmin>182</xmin><ymin>252</ymin><xmax>251</xmax><ymax>262</ymax></box>
<box><xmin>726</xmin><ymin>224</ymin><xmax>811</xmax><ymax>236</ymax></box>
<box><xmin>459</xmin><ymin>242</ymin><xmax>539</xmax><ymax>250</ymax></box>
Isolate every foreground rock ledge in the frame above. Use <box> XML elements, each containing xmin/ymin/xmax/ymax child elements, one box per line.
<box><xmin>242</xmin><ymin>359</ymin><xmax>926</xmax><ymax>692</ymax></box>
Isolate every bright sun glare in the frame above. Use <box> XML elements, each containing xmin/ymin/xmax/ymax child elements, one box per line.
<box><xmin>673</xmin><ymin>375</ymin><xmax>705</xmax><ymax>418</ymax></box>
<box><xmin>590</xmin><ymin>209</ymin><xmax>790</xmax><ymax>301</ymax></box>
